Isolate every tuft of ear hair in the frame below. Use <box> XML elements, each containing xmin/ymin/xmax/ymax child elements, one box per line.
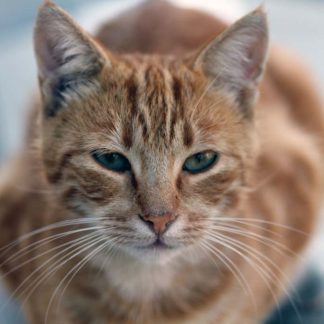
<box><xmin>194</xmin><ymin>6</ymin><xmax>269</xmax><ymax>117</ymax></box>
<box><xmin>34</xmin><ymin>1</ymin><xmax>107</xmax><ymax>117</ymax></box>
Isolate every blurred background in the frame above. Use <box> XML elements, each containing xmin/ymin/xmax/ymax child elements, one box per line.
<box><xmin>0</xmin><ymin>0</ymin><xmax>324</xmax><ymax>323</ymax></box>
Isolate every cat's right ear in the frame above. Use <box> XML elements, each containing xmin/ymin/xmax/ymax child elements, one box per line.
<box><xmin>34</xmin><ymin>1</ymin><xmax>108</xmax><ymax>117</ymax></box>
<box><xmin>192</xmin><ymin>7</ymin><xmax>269</xmax><ymax>118</ymax></box>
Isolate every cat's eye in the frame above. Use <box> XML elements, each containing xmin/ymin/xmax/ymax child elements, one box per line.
<box><xmin>183</xmin><ymin>151</ymin><xmax>219</xmax><ymax>174</ymax></box>
<box><xmin>92</xmin><ymin>151</ymin><xmax>131</xmax><ymax>173</ymax></box>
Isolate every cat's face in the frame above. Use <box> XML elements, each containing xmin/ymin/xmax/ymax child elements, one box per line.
<box><xmin>35</xmin><ymin>3</ymin><xmax>268</xmax><ymax>261</ymax></box>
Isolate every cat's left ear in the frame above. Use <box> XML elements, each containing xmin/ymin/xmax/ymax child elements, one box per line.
<box><xmin>34</xmin><ymin>1</ymin><xmax>108</xmax><ymax>117</ymax></box>
<box><xmin>193</xmin><ymin>7</ymin><xmax>269</xmax><ymax>116</ymax></box>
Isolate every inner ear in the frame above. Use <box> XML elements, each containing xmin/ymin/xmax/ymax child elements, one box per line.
<box><xmin>193</xmin><ymin>7</ymin><xmax>269</xmax><ymax>116</ymax></box>
<box><xmin>34</xmin><ymin>1</ymin><xmax>108</xmax><ymax>117</ymax></box>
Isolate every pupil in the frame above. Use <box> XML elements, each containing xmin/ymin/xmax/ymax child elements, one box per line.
<box><xmin>196</xmin><ymin>153</ymin><xmax>204</xmax><ymax>162</ymax></box>
<box><xmin>112</xmin><ymin>154</ymin><xmax>117</xmax><ymax>161</ymax></box>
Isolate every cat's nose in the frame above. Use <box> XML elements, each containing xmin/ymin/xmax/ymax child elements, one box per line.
<box><xmin>139</xmin><ymin>213</ymin><xmax>177</xmax><ymax>235</ymax></box>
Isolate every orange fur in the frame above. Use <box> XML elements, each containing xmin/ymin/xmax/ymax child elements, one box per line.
<box><xmin>0</xmin><ymin>1</ymin><xmax>323</xmax><ymax>323</ymax></box>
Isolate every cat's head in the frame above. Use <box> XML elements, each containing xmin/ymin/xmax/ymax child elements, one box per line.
<box><xmin>34</xmin><ymin>1</ymin><xmax>268</xmax><ymax>262</ymax></box>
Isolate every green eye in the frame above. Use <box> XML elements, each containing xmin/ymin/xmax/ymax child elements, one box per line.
<box><xmin>92</xmin><ymin>151</ymin><xmax>131</xmax><ymax>173</ymax></box>
<box><xmin>183</xmin><ymin>151</ymin><xmax>219</xmax><ymax>174</ymax></box>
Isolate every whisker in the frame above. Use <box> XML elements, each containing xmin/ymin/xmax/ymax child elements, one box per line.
<box><xmin>0</xmin><ymin>229</ymin><xmax>104</xmax><ymax>280</ymax></box>
<box><xmin>93</xmin><ymin>236</ymin><xmax>120</xmax><ymax>281</ymax></box>
<box><xmin>198</xmin><ymin>239</ymin><xmax>256</xmax><ymax>310</ymax></box>
<box><xmin>19</xmin><ymin>234</ymin><xmax>106</xmax><ymax>311</ymax></box>
<box><xmin>204</xmin><ymin>218</ymin><xmax>286</xmax><ymax>239</ymax></box>
<box><xmin>206</xmin><ymin>229</ymin><xmax>300</xmax><ymax>295</ymax></box>
<box><xmin>0</xmin><ymin>226</ymin><xmax>102</xmax><ymax>270</ymax></box>
<box><xmin>0</xmin><ymin>232</ymin><xmax>101</xmax><ymax>314</ymax></box>
<box><xmin>205</xmin><ymin>223</ymin><xmax>304</xmax><ymax>261</ymax></box>
<box><xmin>51</xmin><ymin>235</ymin><xmax>122</xmax><ymax>319</ymax></box>
<box><xmin>203</xmin><ymin>231</ymin><xmax>283</xmax><ymax>317</ymax></box>
<box><xmin>204</xmin><ymin>231</ymin><xmax>302</xmax><ymax>322</ymax></box>
<box><xmin>44</xmin><ymin>237</ymin><xmax>115</xmax><ymax>323</ymax></box>
<box><xmin>0</xmin><ymin>217</ymin><xmax>108</xmax><ymax>256</ymax></box>
<box><xmin>206</xmin><ymin>217</ymin><xmax>309</xmax><ymax>236</ymax></box>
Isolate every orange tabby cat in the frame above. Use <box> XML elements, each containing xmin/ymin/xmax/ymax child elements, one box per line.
<box><xmin>0</xmin><ymin>0</ymin><xmax>323</xmax><ymax>323</ymax></box>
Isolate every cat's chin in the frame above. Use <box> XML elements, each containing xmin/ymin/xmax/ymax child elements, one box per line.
<box><xmin>124</xmin><ymin>241</ymin><xmax>181</xmax><ymax>264</ymax></box>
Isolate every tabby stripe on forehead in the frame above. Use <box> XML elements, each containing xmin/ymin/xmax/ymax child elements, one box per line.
<box><xmin>156</xmin><ymin>67</ymin><xmax>168</xmax><ymax>138</ymax></box>
<box><xmin>170</xmin><ymin>76</ymin><xmax>183</xmax><ymax>141</ymax></box>
<box><xmin>183</xmin><ymin>120</ymin><xmax>194</xmax><ymax>147</ymax></box>
<box><xmin>145</xmin><ymin>65</ymin><xmax>157</xmax><ymax>108</ymax></box>
<box><xmin>144</xmin><ymin>65</ymin><xmax>169</xmax><ymax>139</ymax></box>
<box><xmin>144</xmin><ymin>65</ymin><xmax>153</xmax><ymax>88</ymax></box>
<box><xmin>126</xmin><ymin>74</ymin><xmax>138</xmax><ymax>117</ymax></box>
<box><xmin>122</xmin><ymin>74</ymin><xmax>139</xmax><ymax>148</ymax></box>
<box><xmin>173</xmin><ymin>76</ymin><xmax>184</xmax><ymax>118</ymax></box>
<box><xmin>138</xmin><ymin>111</ymin><xmax>148</xmax><ymax>139</ymax></box>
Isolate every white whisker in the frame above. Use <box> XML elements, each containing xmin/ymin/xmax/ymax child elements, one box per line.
<box><xmin>204</xmin><ymin>230</ymin><xmax>302</xmax><ymax>322</ymax></box>
<box><xmin>44</xmin><ymin>237</ymin><xmax>115</xmax><ymax>323</ymax></box>
<box><xmin>0</xmin><ymin>232</ymin><xmax>102</xmax><ymax>313</ymax></box>
<box><xmin>205</xmin><ymin>223</ymin><xmax>304</xmax><ymax>261</ymax></box>
<box><xmin>0</xmin><ymin>226</ymin><xmax>102</xmax><ymax>270</ymax></box>
<box><xmin>198</xmin><ymin>239</ymin><xmax>256</xmax><ymax>310</ymax></box>
<box><xmin>0</xmin><ymin>217</ymin><xmax>107</xmax><ymax>256</ymax></box>
<box><xmin>20</xmin><ymin>234</ymin><xmax>106</xmax><ymax>310</ymax></box>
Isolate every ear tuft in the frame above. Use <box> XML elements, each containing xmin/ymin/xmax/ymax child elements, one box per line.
<box><xmin>194</xmin><ymin>7</ymin><xmax>269</xmax><ymax>116</ymax></box>
<box><xmin>34</xmin><ymin>2</ymin><xmax>106</xmax><ymax>116</ymax></box>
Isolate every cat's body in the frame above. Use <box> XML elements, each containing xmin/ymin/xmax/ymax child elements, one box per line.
<box><xmin>0</xmin><ymin>1</ymin><xmax>324</xmax><ymax>323</ymax></box>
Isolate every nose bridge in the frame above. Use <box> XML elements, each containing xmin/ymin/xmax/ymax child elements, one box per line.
<box><xmin>139</xmin><ymin>156</ymin><xmax>177</xmax><ymax>215</ymax></box>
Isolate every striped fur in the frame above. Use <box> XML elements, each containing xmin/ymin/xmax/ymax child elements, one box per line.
<box><xmin>0</xmin><ymin>1</ymin><xmax>323</xmax><ymax>323</ymax></box>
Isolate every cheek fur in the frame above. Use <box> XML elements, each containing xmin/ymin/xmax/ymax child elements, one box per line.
<box><xmin>188</xmin><ymin>170</ymin><xmax>243</xmax><ymax>206</ymax></box>
<box><xmin>61</xmin><ymin>166</ymin><xmax>126</xmax><ymax>208</ymax></box>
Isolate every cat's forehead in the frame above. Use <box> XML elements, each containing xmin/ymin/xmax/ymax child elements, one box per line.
<box><xmin>69</xmin><ymin>56</ymin><xmax>241</xmax><ymax>156</ymax></box>
<box><xmin>106</xmin><ymin>58</ymin><xmax>202</xmax><ymax>151</ymax></box>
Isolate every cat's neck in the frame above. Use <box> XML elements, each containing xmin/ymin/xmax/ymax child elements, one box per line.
<box><xmin>88</xmin><ymin>246</ymin><xmax>235</xmax><ymax>322</ymax></box>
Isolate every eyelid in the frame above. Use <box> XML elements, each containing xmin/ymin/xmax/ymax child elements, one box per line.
<box><xmin>91</xmin><ymin>150</ymin><xmax>132</xmax><ymax>173</ymax></box>
<box><xmin>90</xmin><ymin>149</ymin><xmax>128</xmax><ymax>159</ymax></box>
<box><xmin>90</xmin><ymin>149</ymin><xmax>111</xmax><ymax>155</ymax></box>
<box><xmin>182</xmin><ymin>150</ymin><xmax>219</xmax><ymax>174</ymax></box>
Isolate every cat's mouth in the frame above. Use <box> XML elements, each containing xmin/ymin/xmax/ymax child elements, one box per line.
<box><xmin>141</xmin><ymin>237</ymin><xmax>174</xmax><ymax>250</ymax></box>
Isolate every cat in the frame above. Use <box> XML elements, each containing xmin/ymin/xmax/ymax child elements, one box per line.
<box><xmin>0</xmin><ymin>0</ymin><xmax>324</xmax><ymax>323</ymax></box>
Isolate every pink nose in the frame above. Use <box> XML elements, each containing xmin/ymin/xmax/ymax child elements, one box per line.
<box><xmin>140</xmin><ymin>213</ymin><xmax>177</xmax><ymax>235</ymax></box>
